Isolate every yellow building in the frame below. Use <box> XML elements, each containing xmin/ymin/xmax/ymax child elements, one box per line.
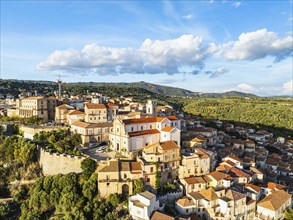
<box><xmin>97</xmin><ymin>159</ymin><xmax>143</xmax><ymax>198</ymax></box>
<box><xmin>138</xmin><ymin>140</ymin><xmax>180</xmax><ymax>188</ymax></box>
<box><xmin>179</xmin><ymin>148</ymin><xmax>214</xmax><ymax>179</ymax></box>
<box><xmin>14</xmin><ymin>96</ymin><xmax>57</xmax><ymax>122</ymax></box>
<box><xmin>55</xmin><ymin>104</ymin><xmax>75</xmax><ymax>124</ymax></box>
<box><xmin>84</xmin><ymin>103</ymin><xmax>108</xmax><ymax>123</ymax></box>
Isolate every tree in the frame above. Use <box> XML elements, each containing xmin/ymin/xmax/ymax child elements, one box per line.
<box><xmin>106</xmin><ymin>193</ymin><xmax>120</xmax><ymax>207</ymax></box>
<box><xmin>0</xmin><ymin>203</ymin><xmax>11</xmax><ymax>219</ymax></box>
<box><xmin>285</xmin><ymin>209</ymin><xmax>293</xmax><ymax>220</ymax></box>
<box><xmin>81</xmin><ymin>158</ymin><xmax>96</xmax><ymax>178</ymax></box>
<box><xmin>82</xmin><ymin>174</ymin><xmax>97</xmax><ymax>201</ymax></box>
<box><xmin>133</xmin><ymin>178</ymin><xmax>145</xmax><ymax>194</ymax></box>
<box><xmin>155</xmin><ymin>163</ymin><xmax>161</xmax><ymax>191</ymax></box>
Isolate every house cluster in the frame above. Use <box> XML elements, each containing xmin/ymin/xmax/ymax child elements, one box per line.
<box><xmin>2</xmin><ymin>93</ymin><xmax>293</xmax><ymax>220</ymax></box>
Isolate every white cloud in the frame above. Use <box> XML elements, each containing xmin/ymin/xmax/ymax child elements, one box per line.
<box><xmin>227</xmin><ymin>83</ymin><xmax>259</xmax><ymax>93</ymax></box>
<box><xmin>220</xmin><ymin>29</ymin><xmax>293</xmax><ymax>61</ymax></box>
<box><xmin>37</xmin><ymin>29</ymin><xmax>293</xmax><ymax>76</ymax></box>
<box><xmin>37</xmin><ymin>34</ymin><xmax>216</xmax><ymax>75</ymax></box>
<box><xmin>283</xmin><ymin>80</ymin><xmax>293</xmax><ymax>94</ymax></box>
<box><xmin>208</xmin><ymin>0</ymin><xmax>214</xmax><ymax>4</ymax></box>
<box><xmin>232</xmin><ymin>2</ymin><xmax>242</xmax><ymax>8</ymax></box>
<box><xmin>182</xmin><ymin>14</ymin><xmax>193</xmax><ymax>20</ymax></box>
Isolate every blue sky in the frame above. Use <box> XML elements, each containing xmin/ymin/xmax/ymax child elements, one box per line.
<box><xmin>1</xmin><ymin>0</ymin><xmax>292</xmax><ymax>96</ymax></box>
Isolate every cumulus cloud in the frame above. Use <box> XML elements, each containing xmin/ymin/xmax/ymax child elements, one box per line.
<box><xmin>228</xmin><ymin>83</ymin><xmax>259</xmax><ymax>93</ymax></box>
<box><xmin>37</xmin><ymin>29</ymin><xmax>293</xmax><ymax>76</ymax></box>
<box><xmin>220</xmin><ymin>29</ymin><xmax>293</xmax><ymax>62</ymax></box>
<box><xmin>182</xmin><ymin>14</ymin><xmax>193</xmax><ymax>20</ymax></box>
<box><xmin>37</xmin><ymin>34</ymin><xmax>217</xmax><ymax>75</ymax></box>
<box><xmin>283</xmin><ymin>80</ymin><xmax>293</xmax><ymax>94</ymax></box>
<box><xmin>232</xmin><ymin>2</ymin><xmax>242</xmax><ymax>8</ymax></box>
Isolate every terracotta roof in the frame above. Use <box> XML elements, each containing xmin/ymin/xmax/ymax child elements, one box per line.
<box><xmin>128</xmin><ymin>129</ymin><xmax>160</xmax><ymax>137</ymax></box>
<box><xmin>130</xmin><ymin>162</ymin><xmax>142</xmax><ymax>172</ymax></box>
<box><xmin>208</xmin><ymin>171</ymin><xmax>231</xmax><ymax>181</ymax></box>
<box><xmin>161</xmin><ymin>126</ymin><xmax>175</xmax><ymax>132</ymax></box>
<box><xmin>85</xmin><ymin>103</ymin><xmax>106</xmax><ymax>109</ymax></box>
<box><xmin>229</xmin><ymin>167</ymin><xmax>251</xmax><ymax>178</ymax></box>
<box><xmin>98</xmin><ymin>160</ymin><xmax>119</xmax><ymax>172</ymax></box>
<box><xmin>216</xmin><ymin>164</ymin><xmax>232</xmax><ymax>172</ymax></box>
<box><xmin>191</xmin><ymin>136</ymin><xmax>207</xmax><ymax>142</ymax></box>
<box><xmin>139</xmin><ymin>191</ymin><xmax>156</xmax><ymax>200</ymax></box>
<box><xmin>151</xmin><ymin>211</ymin><xmax>174</xmax><ymax>220</ymax></box>
<box><xmin>123</xmin><ymin>116</ymin><xmax>178</xmax><ymax>125</ymax></box>
<box><xmin>257</xmin><ymin>190</ymin><xmax>291</xmax><ymax>211</ymax></box>
<box><xmin>160</xmin><ymin>140</ymin><xmax>179</xmax><ymax>150</ymax></box>
<box><xmin>200</xmin><ymin>187</ymin><xmax>218</xmax><ymax>201</ymax></box>
<box><xmin>189</xmin><ymin>192</ymin><xmax>205</xmax><ymax>200</ymax></box>
<box><xmin>265</xmin><ymin>182</ymin><xmax>287</xmax><ymax>190</ymax></box>
<box><xmin>132</xmin><ymin>200</ymin><xmax>145</xmax><ymax>208</ymax></box>
<box><xmin>56</xmin><ymin>104</ymin><xmax>71</xmax><ymax>109</ymax></box>
<box><xmin>176</xmin><ymin>197</ymin><xmax>195</xmax><ymax>207</ymax></box>
<box><xmin>47</xmin><ymin>96</ymin><xmax>58</xmax><ymax>100</ymax></box>
<box><xmin>184</xmin><ymin>177</ymin><xmax>198</xmax><ymax>184</ymax></box>
<box><xmin>225</xmin><ymin>189</ymin><xmax>246</xmax><ymax>201</ymax></box>
<box><xmin>71</xmin><ymin>121</ymin><xmax>90</xmax><ymax>128</ymax></box>
<box><xmin>226</xmin><ymin>154</ymin><xmax>243</xmax><ymax>162</ymax></box>
<box><xmin>71</xmin><ymin>121</ymin><xmax>112</xmax><ymax>128</ymax></box>
<box><xmin>67</xmin><ymin>110</ymin><xmax>84</xmax><ymax>115</ymax></box>
<box><xmin>244</xmin><ymin>183</ymin><xmax>261</xmax><ymax>193</ymax></box>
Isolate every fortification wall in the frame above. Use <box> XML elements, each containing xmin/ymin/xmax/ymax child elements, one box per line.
<box><xmin>38</xmin><ymin>146</ymin><xmax>85</xmax><ymax>176</ymax></box>
<box><xmin>20</xmin><ymin>125</ymin><xmax>67</xmax><ymax>140</ymax></box>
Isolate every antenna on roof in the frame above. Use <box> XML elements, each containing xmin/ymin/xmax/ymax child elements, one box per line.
<box><xmin>56</xmin><ymin>74</ymin><xmax>63</xmax><ymax>99</ymax></box>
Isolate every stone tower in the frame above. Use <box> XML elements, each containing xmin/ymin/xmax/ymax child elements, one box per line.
<box><xmin>146</xmin><ymin>100</ymin><xmax>157</xmax><ymax>116</ymax></box>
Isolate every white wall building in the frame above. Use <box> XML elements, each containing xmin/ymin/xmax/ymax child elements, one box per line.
<box><xmin>129</xmin><ymin>191</ymin><xmax>161</xmax><ymax>220</ymax></box>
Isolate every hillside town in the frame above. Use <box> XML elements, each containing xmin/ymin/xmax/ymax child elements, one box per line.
<box><xmin>0</xmin><ymin>88</ymin><xmax>292</xmax><ymax>220</ymax></box>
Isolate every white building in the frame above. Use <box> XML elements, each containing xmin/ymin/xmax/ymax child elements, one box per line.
<box><xmin>129</xmin><ymin>191</ymin><xmax>162</xmax><ymax>220</ymax></box>
<box><xmin>109</xmin><ymin>116</ymin><xmax>181</xmax><ymax>156</ymax></box>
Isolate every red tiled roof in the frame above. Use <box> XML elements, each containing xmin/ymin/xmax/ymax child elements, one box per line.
<box><xmin>85</xmin><ymin>103</ymin><xmax>106</xmax><ymax>109</ymax></box>
<box><xmin>161</xmin><ymin>126</ymin><xmax>175</xmax><ymax>132</ymax></box>
<box><xmin>128</xmin><ymin>129</ymin><xmax>160</xmax><ymax>137</ymax></box>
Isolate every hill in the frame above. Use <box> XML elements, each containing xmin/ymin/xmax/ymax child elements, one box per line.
<box><xmin>1</xmin><ymin>79</ymin><xmax>258</xmax><ymax>98</ymax></box>
<box><xmin>75</xmin><ymin>81</ymin><xmax>258</xmax><ymax>98</ymax></box>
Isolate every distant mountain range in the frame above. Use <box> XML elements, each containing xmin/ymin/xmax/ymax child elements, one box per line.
<box><xmin>1</xmin><ymin>79</ymin><xmax>260</xmax><ymax>98</ymax></box>
<box><xmin>75</xmin><ymin>81</ymin><xmax>259</xmax><ymax>98</ymax></box>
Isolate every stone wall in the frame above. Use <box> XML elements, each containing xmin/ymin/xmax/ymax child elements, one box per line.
<box><xmin>98</xmin><ymin>180</ymin><xmax>133</xmax><ymax>198</ymax></box>
<box><xmin>38</xmin><ymin>146</ymin><xmax>85</xmax><ymax>176</ymax></box>
<box><xmin>20</xmin><ymin>124</ymin><xmax>67</xmax><ymax>140</ymax></box>
<box><xmin>157</xmin><ymin>191</ymin><xmax>183</xmax><ymax>204</ymax></box>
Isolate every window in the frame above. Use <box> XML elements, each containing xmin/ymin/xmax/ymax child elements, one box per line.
<box><xmin>41</xmin><ymin>111</ymin><xmax>43</xmax><ymax>114</ymax></box>
<box><xmin>150</xmin><ymin>125</ymin><xmax>152</xmax><ymax>129</ymax></box>
<box><xmin>150</xmin><ymin>167</ymin><xmax>154</xmax><ymax>173</ymax></box>
<box><xmin>141</xmin><ymin>126</ymin><xmax>143</xmax><ymax>130</ymax></box>
<box><xmin>117</xmin><ymin>128</ymin><xmax>119</xmax><ymax>132</ymax></box>
<box><xmin>131</xmin><ymin>127</ymin><xmax>134</xmax><ymax>132</ymax></box>
<box><xmin>124</xmin><ymin>174</ymin><xmax>127</xmax><ymax>179</ymax></box>
<box><xmin>164</xmin><ymin>155</ymin><xmax>168</xmax><ymax>161</ymax></box>
<box><xmin>186</xmin><ymin>209</ymin><xmax>189</xmax><ymax>214</ymax></box>
<box><xmin>172</xmin><ymin>153</ymin><xmax>175</xmax><ymax>159</ymax></box>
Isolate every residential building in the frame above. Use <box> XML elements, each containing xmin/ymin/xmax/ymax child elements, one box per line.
<box><xmin>84</xmin><ymin>103</ymin><xmax>108</xmax><ymax>123</ymax></box>
<box><xmin>129</xmin><ymin>191</ymin><xmax>162</xmax><ymax>220</ymax></box>
<box><xmin>256</xmin><ymin>190</ymin><xmax>291</xmax><ymax>220</ymax></box>
<box><xmin>137</xmin><ymin>140</ymin><xmax>180</xmax><ymax>188</ymax></box>
<box><xmin>66</xmin><ymin>110</ymin><xmax>85</xmax><ymax>125</ymax></box>
<box><xmin>55</xmin><ymin>104</ymin><xmax>75</xmax><ymax>124</ymax></box>
<box><xmin>179</xmin><ymin>148</ymin><xmax>214</xmax><ymax>179</ymax></box>
<box><xmin>71</xmin><ymin>121</ymin><xmax>112</xmax><ymax>147</ymax></box>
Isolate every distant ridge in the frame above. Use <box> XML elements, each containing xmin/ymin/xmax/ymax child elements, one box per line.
<box><xmin>0</xmin><ymin>79</ymin><xmax>258</xmax><ymax>98</ymax></box>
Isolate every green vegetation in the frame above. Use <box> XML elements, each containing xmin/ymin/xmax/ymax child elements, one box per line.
<box><xmin>0</xmin><ymin>135</ymin><xmax>40</xmax><ymax>198</ymax></box>
<box><xmin>285</xmin><ymin>209</ymin><xmax>293</xmax><ymax>220</ymax></box>
<box><xmin>0</xmin><ymin>116</ymin><xmax>43</xmax><ymax>125</ymax></box>
<box><xmin>34</xmin><ymin>129</ymin><xmax>82</xmax><ymax>156</ymax></box>
<box><xmin>19</xmin><ymin>173</ymin><xmax>126</xmax><ymax>220</ymax></box>
<box><xmin>133</xmin><ymin>178</ymin><xmax>145</xmax><ymax>195</ymax></box>
<box><xmin>81</xmin><ymin>158</ymin><xmax>97</xmax><ymax>178</ymax></box>
<box><xmin>183</xmin><ymin>98</ymin><xmax>293</xmax><ymax>137</ymax></box>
